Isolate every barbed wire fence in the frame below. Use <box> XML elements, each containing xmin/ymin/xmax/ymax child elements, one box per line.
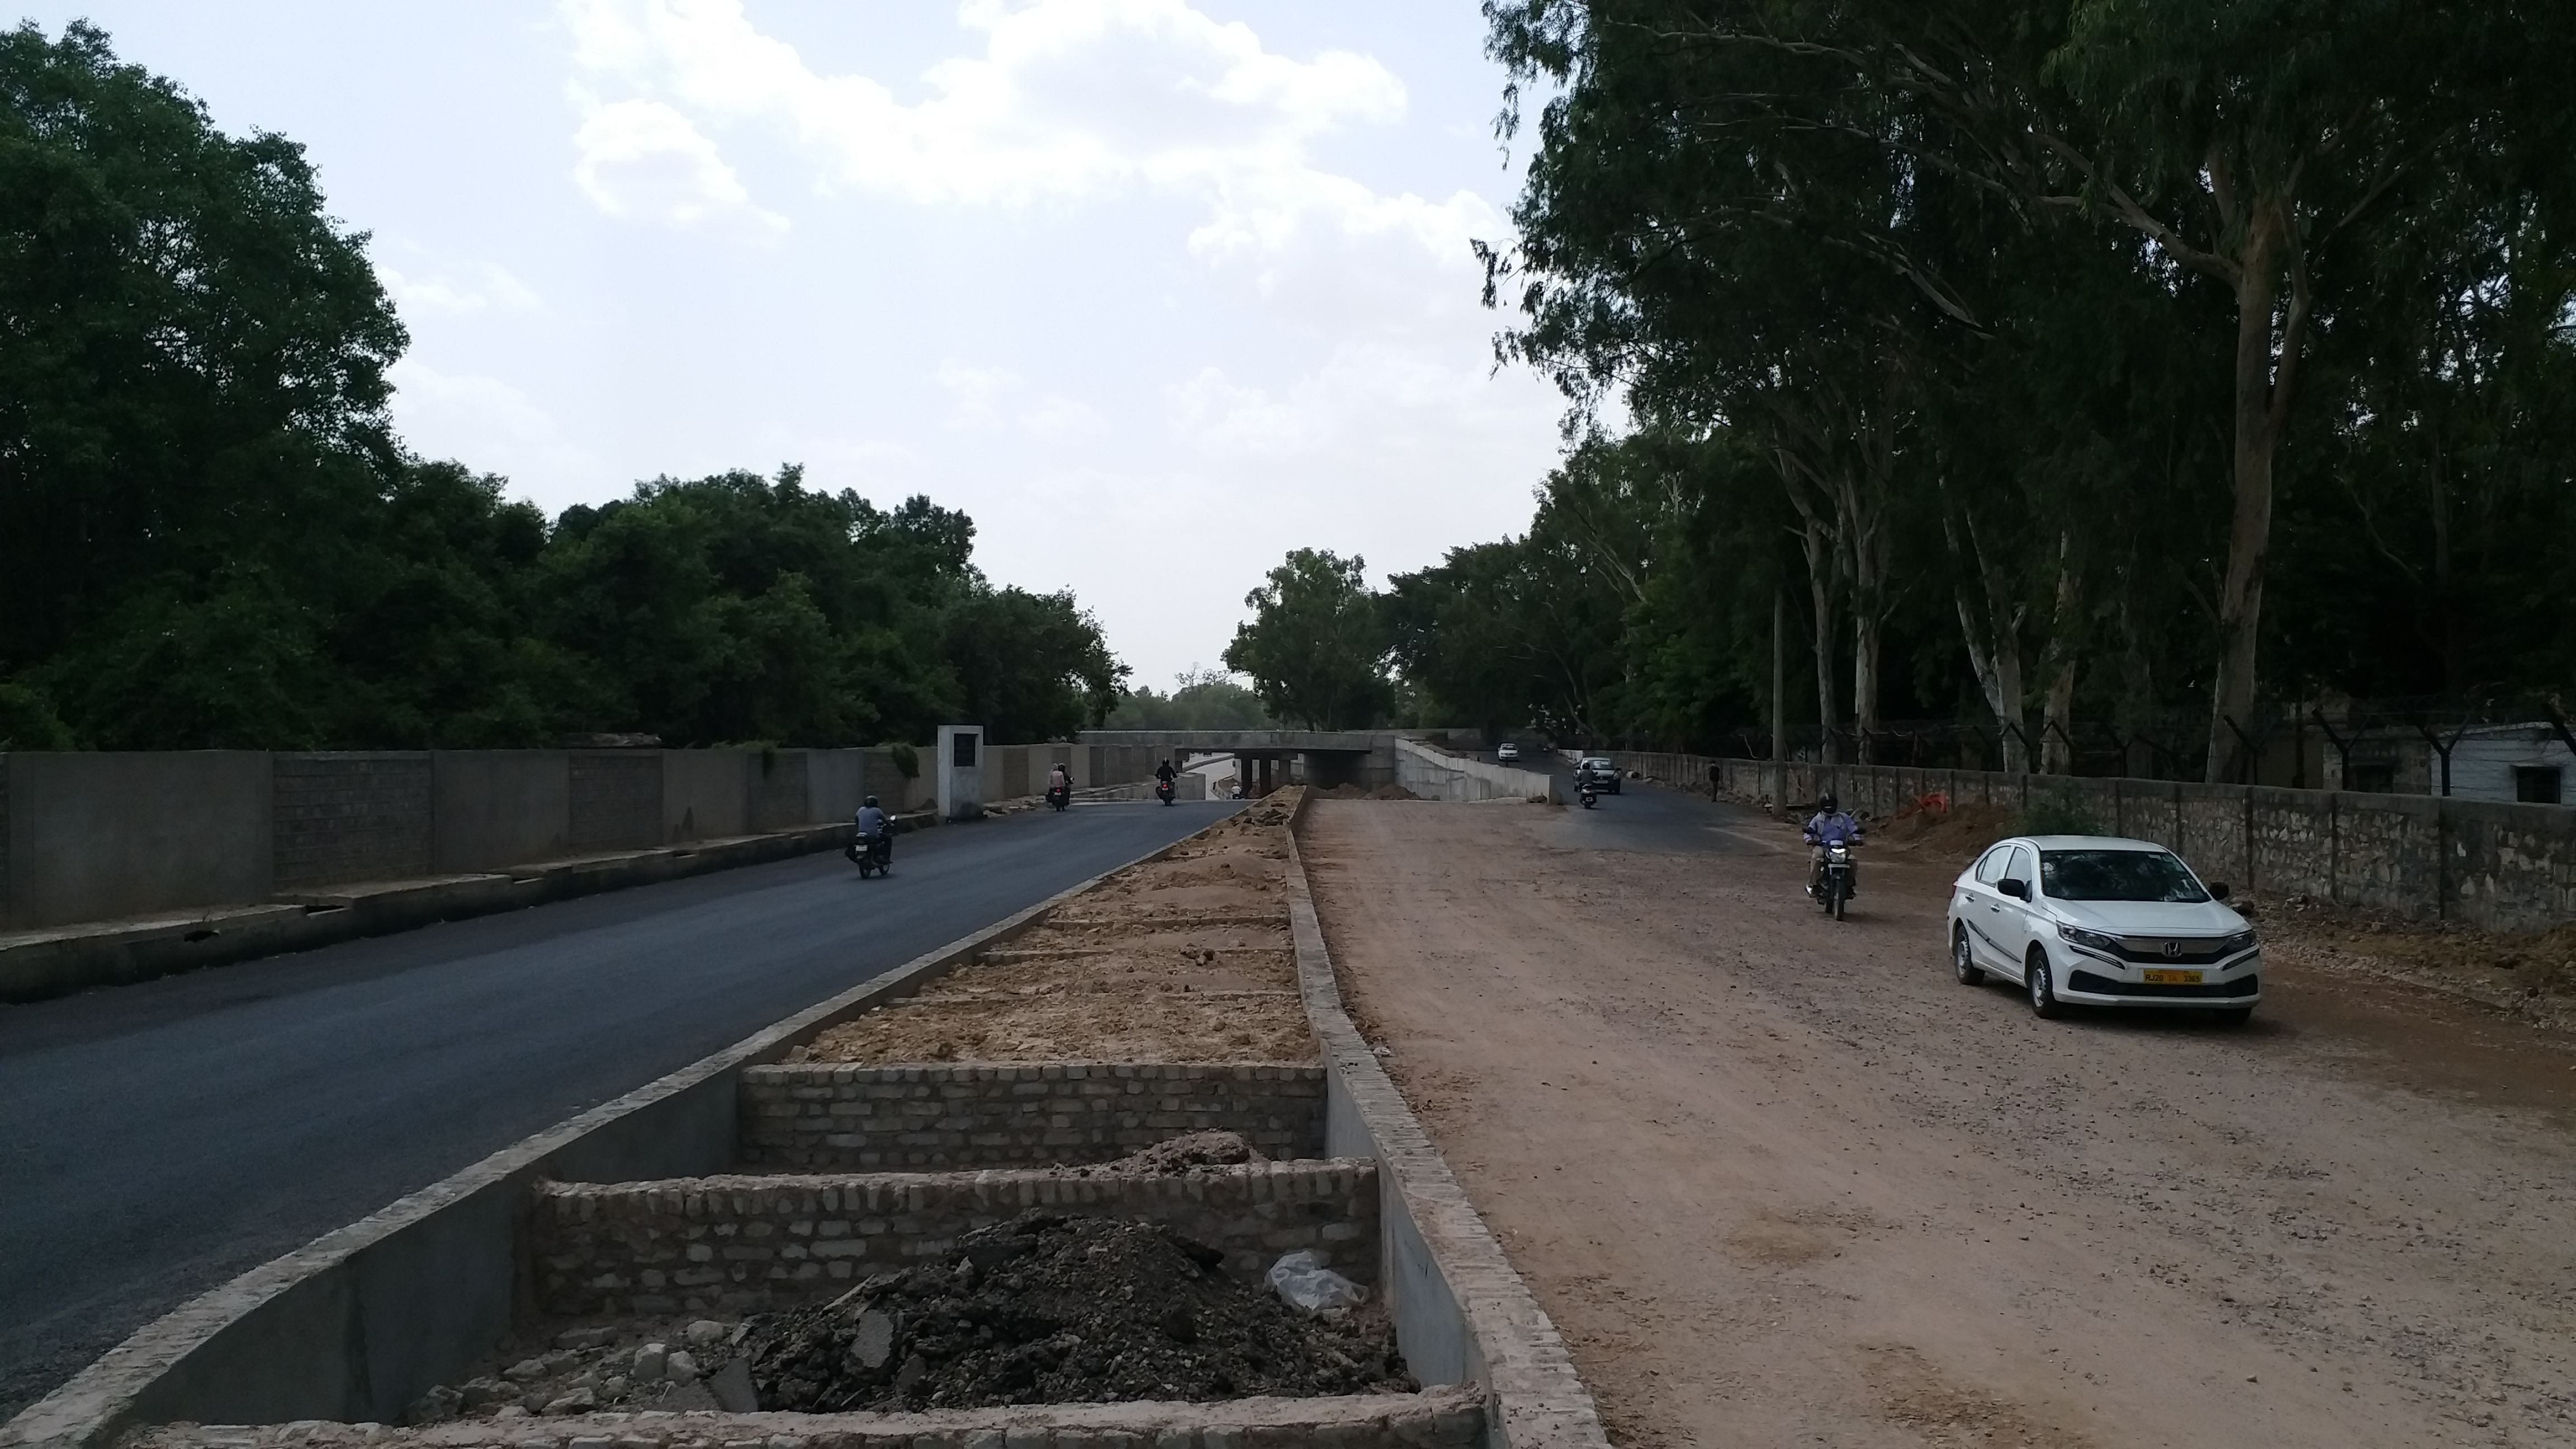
<box><xmin>1692</xmin><ymin>694</ymin><xmax>2576</xmax><ymax>795</ymax></box>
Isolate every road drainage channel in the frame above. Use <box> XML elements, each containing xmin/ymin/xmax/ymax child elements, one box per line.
<box><xmin>21</xmin><ymin>788</ymin><xmax>1587</xmax><ymax>1449</ymax></box>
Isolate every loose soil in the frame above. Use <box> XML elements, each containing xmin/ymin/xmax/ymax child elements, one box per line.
<box><xmin>1301</xmin><ymin>795</ymin><xmax>2576</xmax><ymax>1448</ymax></box>
<box><xmin>790</xmin><ymin>794</ymin><xmax>1314</xmax><ymax>1064</ymax></box>
<box><xmin>741</xmin><ymin>1210</ymin><xmax>1410</xmax><ymax>1411</ymax></box>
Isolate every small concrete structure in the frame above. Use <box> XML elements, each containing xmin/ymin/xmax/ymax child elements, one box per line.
<box><xmin>933</xmin><ymin>724</ymin><xmax>984</xmax><ymax>822</ymax></box>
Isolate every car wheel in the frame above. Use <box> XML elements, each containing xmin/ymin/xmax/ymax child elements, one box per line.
<box><xmin>2211</xmin><ymin>1005</ymin><xmax>2253</xmax><ymax>1027</ymax></box>
<box><xmin>1952</xmin><ymin>925</ymin><xmax>1983</xmax><ymax>985</ymax></box>
<box><xmin>2025</xmin><ymin>946</ymin><xmax>2063</xmax><ymax>1020</ymax></box>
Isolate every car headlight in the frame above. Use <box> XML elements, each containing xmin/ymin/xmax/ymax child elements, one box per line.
<box><xmin>2057</xmin><ymin>924</ymin><xmax>2123</xmax><ymax>954</ymax></box>
<box><xmin>2220</xmin><ymin>929</ymin><xmax>2258</xmax><ymax>956</ymax></box>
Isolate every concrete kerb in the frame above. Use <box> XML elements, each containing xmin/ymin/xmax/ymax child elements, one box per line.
<box><xmin>0</xmin><ymin>823</ymin><xmax>858</xmax><ymax>1004</ymax></box>
<box><xmin>0</xmin><ymin>822</ymin><xmax>1207</xmax><ymax>1449</ymax></box>
<box><xmin>1280</xmin><ymin>792</ymin><xmax>1611</xmax><ymax>1449</ymax></box>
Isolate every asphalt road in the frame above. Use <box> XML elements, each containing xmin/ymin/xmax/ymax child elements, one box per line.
<box><xmin>1494</xmin><ymin>752</ymin><xmax>1781</xmax><ymax>857</ymax></box>
<box><xmin>0</xmin><ymin>799</ymin><xmax>1235</xmax><ymax>1421</ymax></box>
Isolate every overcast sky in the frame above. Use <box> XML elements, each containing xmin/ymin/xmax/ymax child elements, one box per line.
<box><xmin>17</xmin><ymin>1</ymin><xmax>1568</xmax><ymax>689</ymax></box>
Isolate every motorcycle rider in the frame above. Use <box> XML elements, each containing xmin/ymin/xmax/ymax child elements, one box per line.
<box><xmin>851</xmin><ymin>794</ymin><xmax>892</xmax><ymax>865</ymax></box>
<box><xmin>1155</xmin><ymin>758</ymin><xmax>1177</xmax><ymax>787</ymax></box>
<box><xmin>1046</xmin><ymin>761</ymin><xmax>1070</xmax><ymax>801</ymax></box>
<box><xmin>1802</xmin><ymin>791</ymin><xmax>1860</xmax><ymax>898</ymax></box>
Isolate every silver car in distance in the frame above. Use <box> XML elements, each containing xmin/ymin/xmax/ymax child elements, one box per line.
<box><xmin>1945</xmin><ymin>835</ymin><xmax>2260</xmax><ymax>1024</ymax></box>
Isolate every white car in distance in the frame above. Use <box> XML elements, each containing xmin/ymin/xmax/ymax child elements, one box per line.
<box><xmin>1947</xmin><ymin>835</ymin><xmax>2260</xmax><ymax>1024</ymax></box>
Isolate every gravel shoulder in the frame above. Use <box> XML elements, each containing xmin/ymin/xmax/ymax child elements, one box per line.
<box><xmin>1300</xmin><ymin>795</ymin><xmax>2576</xmax><ymax>1448</ymax></box>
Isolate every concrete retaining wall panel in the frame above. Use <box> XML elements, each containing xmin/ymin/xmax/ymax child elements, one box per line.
<box><xmin>272</xmin><ymin>754</ymin><xmax>434</xmax><ymax>890</ymax></box>
<box><xmin>430</xmin><ymin>752</ymin><xmax>569</xmax><ymax>874</ymax></box>
<box><xmin>7</xmin><ymin>752</ymin><xmax>273</xmax><ymax>929</ymax></box>
<box><xmin>737</xmin><ymin>1062</ymin><xmax>1329</xmax><ymax>1169</ymax></box>
<box><xmin>746</xmin><ymin>750</ymin><xmax>811</xmax><ymax>832</ymax></box>
<box><xmin>662</xmin><ymin>751</ymin><xmax>746</xmax><ymax>842</ymax></box>
<box><xmin>567</xmin><ymin>752</ymin><xmax>662</xmax><ymax>854</ymax></box>
<box><xmin>0</xmin><ymin>755</ymin><xmax>10</xmax><ymax>922</ymax></box>
<box><xmin>531</xmin><ymin>1161</ymin><xmax>1380</xmax><ymax>1319</ymax></box>
<box><xmin>806</xmin><ymin>748</ymin><xmax>864</xmax><ymax>823</ymax></box>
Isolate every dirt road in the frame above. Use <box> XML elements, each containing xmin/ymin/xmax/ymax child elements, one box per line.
<box><xmin>1300</xmin><ymin>794</ymin><xmax>2576</xmax><ymax>1448</ymax></box>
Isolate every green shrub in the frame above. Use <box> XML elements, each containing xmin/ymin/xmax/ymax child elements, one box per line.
<box><xmin>886</xmin><ymin>741</ymin><xmax>921</xmax><ymax>779</ymax></box>
<box><xmin>2017</xmin><ymin>789</ymin><xmax>2104</xmax><ymax>837</ymax></box>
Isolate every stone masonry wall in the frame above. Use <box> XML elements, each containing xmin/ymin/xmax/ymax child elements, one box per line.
<box><xmin>529</xmin><ymin>1161</ymin><xmax>1379</xmax><ymax>1318</ymax></box>
<box><xmin>272</xmin><ymin>754</ymin><xmax>435</xmax><ymax>889</ymax></box>
<box><xmin>1671</xmin><ymin>754</ymin><xmax>2576</xmax><ymax>929</ymax></box>
<box><xmin>738</xmin><ymin>1063</ymin><xmax>1329</xmax><ymax>1170</ymax></box>
<box><xmin>569</xmin><ymin>752</ymin><xmax>663</xmax><ymax>853</ymax></box>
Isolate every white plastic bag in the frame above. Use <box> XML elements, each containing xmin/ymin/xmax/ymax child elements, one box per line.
<box><xmin>1267</xmin><ymin>1249</ymin><xmax>1366</xmax><ymax>1313</ymax></box>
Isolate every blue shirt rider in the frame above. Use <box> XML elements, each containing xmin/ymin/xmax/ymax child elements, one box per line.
<box><xmin>852</xmin><ymin>795</ymin><xmax>891</xmax><ymax>863</ymax></box>
<box><xmin>1802</xmin><ymin>792</ymin><xmax>1860</xmax><ymax>897</ymax></box>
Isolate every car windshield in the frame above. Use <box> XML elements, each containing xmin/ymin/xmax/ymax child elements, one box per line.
<box><xmin>2038</xmin><ymin>849</ymin><xmax>2210</xmax><ymax>903</ymax></box>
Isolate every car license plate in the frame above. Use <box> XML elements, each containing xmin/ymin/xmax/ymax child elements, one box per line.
<box><xmin>2142</xmin><ymin>968</ymin><xmax>2203</xmax><ymax>985</ymax></box>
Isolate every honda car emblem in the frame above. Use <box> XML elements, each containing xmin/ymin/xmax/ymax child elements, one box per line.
<box><xmin>2161</xmin><ymin>941</ymin><xmax>2183</xmax><ymax>958</ymax></box>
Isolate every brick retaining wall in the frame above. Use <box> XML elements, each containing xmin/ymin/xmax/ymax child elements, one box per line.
<box><xmin>273</xmin><ymin>754</ymin><xmax>435</xmax><ymax>889</ymax></box>
<box><xmin>125</xmin><ymin>1389</ymin><xmax>1488</xmax><ymax>1449</ymax></box>
<box><xmin>1623</xmin><ymin>753</ymin><xmax>2576</xmax><ymax>929</ymax></box>
<box><xmin>529</xmin><ymin>1161</ymin><xmax>1379</xmax><ymax>1318</ymax></box>
<box><xmin>737</xmin><ymin>1063</ymin><xmax>1329</xmax><ymax>1170</ymax></box>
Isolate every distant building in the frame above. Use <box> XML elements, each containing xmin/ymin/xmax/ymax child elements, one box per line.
<box><xmin>2322</xmin><ymin>722</ymin><xmax>2573</xmax><ymax>803</ymax></box>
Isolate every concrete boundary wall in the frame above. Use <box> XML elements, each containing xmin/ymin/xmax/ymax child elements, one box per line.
<box><xmin>0</xmin><ymin>830</ymin><xmax>1204</xmax><ymax>1449</ymax></box>
<box><xmin>1395</xmin><ymin>739</ymin><xmax>1562</xmax><ymax>805</ymax></box>
<box><xmin>1</xmin><ymin>747</ymin><xmax>1177</xmax><ymax>934</ymax></box>
<box><xmin>1605</xmin><ymin>751</ymin><xmax>2576</xmax><ymax>931</ymax></box>
<box><xmin>528</xmin><ymin>1160</ymin><xmax>1380</xmax><ymax>1317</ymax></box>
<box><xmin>1284</xmin><ymin>795</ymin><xmax>1611</xmax><ymax>1449</ymax></box>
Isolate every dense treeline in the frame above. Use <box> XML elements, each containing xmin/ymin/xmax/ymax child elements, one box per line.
<box><xmin>1345</xmin><ymin>1</ymin><xmax>2576</xmax><ymax>775</ymax></box>
<box><xmin>0</xmin><ymin>22</ymin><xmax>1122</xmax><ymax>751</ymax></box>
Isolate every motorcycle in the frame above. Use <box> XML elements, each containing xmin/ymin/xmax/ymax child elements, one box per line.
<box><xmin>1046</xmin><ymin>781</ymin><xmax>1069</xmax><ymax>812</ymax></box>
<box><xmin>1578</xmin><ymin>779</ymin><xmax>1599</xmax><ymax>809</ymax></box>
<box><xmin>1813</xmin><ymin>839</ymin><xmax>1855</xmax><ymax>920</ymax></box>
<box><xmin>1155</xmin><ymin>777</ymin><xmax>1177</xmax><ymax>806</ymax></box>
<box><xmin>849</xmin><ymin>832</ymin><xmax>893</xmax><ymax>879</ymax></box>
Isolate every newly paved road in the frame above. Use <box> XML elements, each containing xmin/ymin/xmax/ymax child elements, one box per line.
<box><xmin>0</xmin><ymin>799</ymin><xmax>1235</xmax><ymax>1420</ymax></box>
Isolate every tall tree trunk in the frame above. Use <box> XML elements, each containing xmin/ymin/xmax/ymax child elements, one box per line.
<box><xmin>1770</xmin><ymin>589</ymin><xmax>1787</xmax><ymax>805</ymax></box>
<box><xmin>2204</xmin><ymin>206</ymin><xmax>2309</xmax><ymax>782</ymax></box>
<box><xmin>1944</xmin><ymin>497</ymin><xmax>2027</xmax><ymax>774</ymax></box>
<box><xmin>1805</xmin><ymin>518</ymin><xmax>1840</xmax><ymax>766</ymax></box>
<box><xmin>2040</xmin><ymin>532</ymin><xmax>2082</xmax><ymax>774</ymax></box>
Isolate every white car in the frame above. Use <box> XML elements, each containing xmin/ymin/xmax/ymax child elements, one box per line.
<box><xmin>1946</xmin><ymin>835</ymin><xmax>2260</xmax><ymax>1024</ymax></box>
<box><xmin>1496</xmin><ymin>742</ymin><xmax>1521</xmax><ymax>763</ymax></box>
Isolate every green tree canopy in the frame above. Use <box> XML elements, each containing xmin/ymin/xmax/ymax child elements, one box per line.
<box><xmin>1223</xmin><ymin>550</ymin><xmax>1395</xmax><ymax>731</ymax></box>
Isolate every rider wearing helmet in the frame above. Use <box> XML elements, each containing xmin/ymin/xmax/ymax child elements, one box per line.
<box><xmin>853</xmin><ymin>793</ymin><xmax>892</xmax><ymax>864</ymax></box>
<box><xmin>1802</xmin><ymin>790</ymin><xmax>1862</xmax><ymax>898</ymax></box>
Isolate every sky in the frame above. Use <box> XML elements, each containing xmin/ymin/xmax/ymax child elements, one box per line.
<box><xmin>14</xmin><ymin>1</ymin><xmax>1571</xmax><ymax>689</ymax></box>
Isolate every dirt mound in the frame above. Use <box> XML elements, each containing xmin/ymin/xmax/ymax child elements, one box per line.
<box><xmin>789</xmin><ymin>789</ymin><xmax>1314</xmax><ymax>1065</ymax></box>
<box><xmin>1875</xmin><ymin>797</ymin><xmax>2014</xmax><ymax>862</ymax></box>
<box><xmin>1067</xmin><ymin>1131</ymin><xmax>1268</xmax><ymax>1176</ymax></box>
<box><xmin>2252</xmin><ymin>893</ymin><xmax>2576</xmax><ymax>1034</ymax></box>
<box><xmin>1313</xmin><ymin>783</ymin><xmax>1420</xmax><ymax>801</ymax></box>
<box><xmin>742</xmin><ymin>1210</ymin><xmax>1410</xmax><ymax>1411</ymax></box>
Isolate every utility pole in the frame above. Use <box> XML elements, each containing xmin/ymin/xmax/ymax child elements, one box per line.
<box><xmin>1771</xmin><ymin>589</ymin><xmax>1786</xmax><ymax>815</ymax></box>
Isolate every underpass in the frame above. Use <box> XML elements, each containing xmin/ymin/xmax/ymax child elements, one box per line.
<box><xmin>0</xmin><ymin>798</ymin><xmax>1236</xmax><ymax>1420</ymax></box>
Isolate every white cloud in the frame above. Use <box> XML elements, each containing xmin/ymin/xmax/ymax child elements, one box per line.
<box><xmin>558</xmin><ymin>0</ymin><xmax>1466</xmax><ymax>263</ymax></box>
<box><xmin>570</xmin><ymin>94</ymin><xmax>788</xmax><ymax>234</ymax></box>
<box><xmin>935</xmin><ymin>359</ymin><xmax>1107</xmax><ymax>441</ymax></box>
<box><xmin>379</xmin><ymin>261</ymin><xmax>542</xmax><ymax>316</ymax></box>
<box><xmin>387</xmin><ymin>359</ymin><xmax>604</xmax><ymax>509</ymax></box>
